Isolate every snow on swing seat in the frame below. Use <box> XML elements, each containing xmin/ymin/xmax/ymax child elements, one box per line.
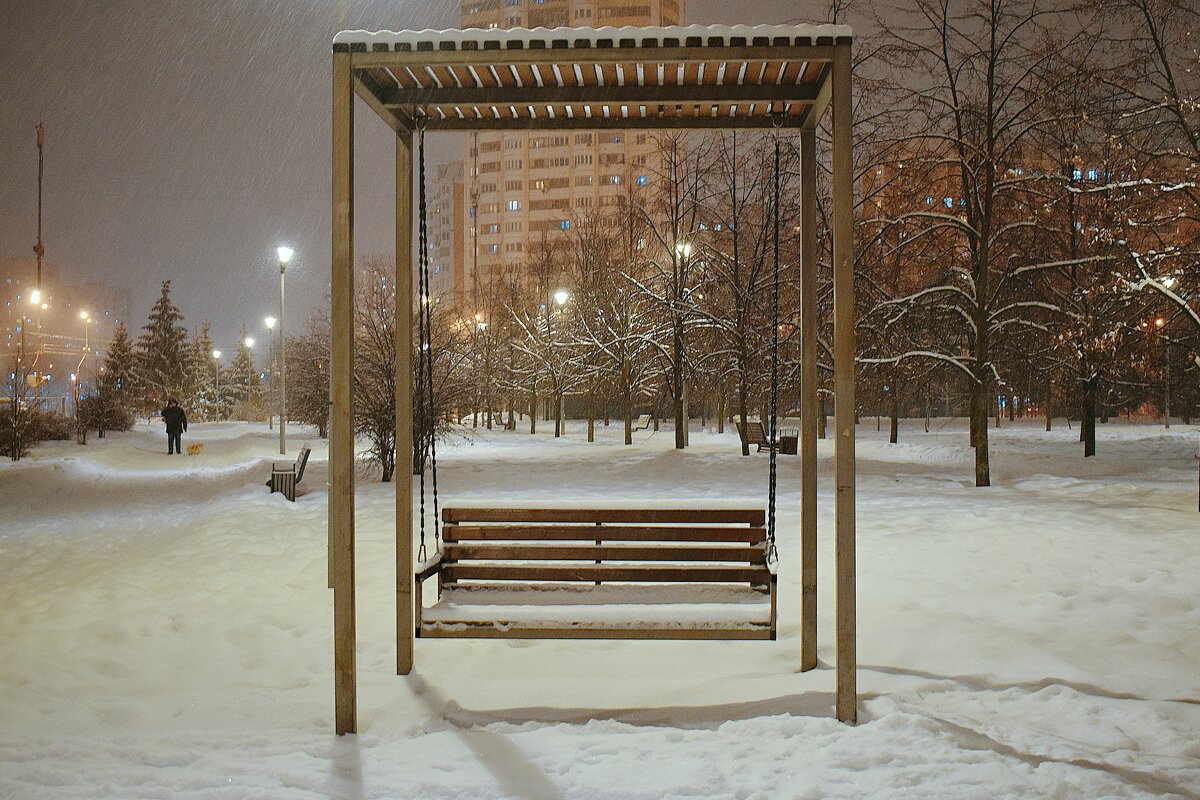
<box><xmin>416</xmin><ymin>507</ymin><xmax>778</xmax><ymax>640</ymax></box>
<box><xmin>421</xmin><ymin>582</ymin><xmax>774</xmax><ymax>638</ymax></box>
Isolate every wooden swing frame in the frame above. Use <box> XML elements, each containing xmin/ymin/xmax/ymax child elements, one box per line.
<box><xmin>330</xmin><ymin>23</ymin><xmax>857</xmax><ymax>735</ymax></box>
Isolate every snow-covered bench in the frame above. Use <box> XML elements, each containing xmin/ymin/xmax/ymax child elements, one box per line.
<box><xmin>415</xmin><ymin>507</ymin><xmax>776</xmax><ymax>640</ymax></box>
<box><xmin>631</xmin><ymin>413</ymin><xmax>653</xmax><ymax>431</ymax></box>
<box><xmin>268</xmin><ymin>446</ymin><xmax>310</xmax><ymax>502</ymax></box>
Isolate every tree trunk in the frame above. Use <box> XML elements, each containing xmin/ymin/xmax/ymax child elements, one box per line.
<box><xmin>889</xmin><ymin>392</ymin><xmax>899</xmax><ymax>444</ymax></box>
<box><xmin>818</xmin><ymin>394</ymin><xmax>827</xmax><ymax>440</ymax></box>
<box><xmin>673</xmin><ymin>325</ymin><xmax>686</xmax><ymax>450</ymax></box>
<box><xmin>737</xmin><ymin>383</ymin><xmax>750</xmax><ymax>456</ymax></box>
<box><xmin>554</xmin><ymin>391</ymin><xmax>563</xmax><ymax>438</ymax></box>
<box><xmin>529</xmin><ymin>394</ymin><xmax>537</xmax><ymax>435</ymax></box>
<box><xmin>587</xmin><ymin>393</ymin><xmax>595</xmax><ymax>443</ymax></box>
<box><xmin>1082</xmin><ymin>375</ymin><xmax>1097</xmax><ymax>458</ymax></box>
<box><xmin>717</xmin><ymin>393</ymin><xmax>725</xmax><ymax>434</ymax></box>
<box><xmin>970</xmin><ymin>383</ymin><xmax>991</xmax><ymax>486</ymax></box>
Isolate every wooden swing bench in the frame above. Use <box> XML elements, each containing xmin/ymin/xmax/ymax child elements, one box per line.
<box><xmin>416</xmin><ymin>507</ymin><xmax>776</xmax><ymax>640</ymax></box>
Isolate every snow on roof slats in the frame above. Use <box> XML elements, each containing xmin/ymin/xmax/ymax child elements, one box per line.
<box><xmin>333</xmin><ymin>23</ymin><xmax>852</xmax><ymax>51</ymax></box>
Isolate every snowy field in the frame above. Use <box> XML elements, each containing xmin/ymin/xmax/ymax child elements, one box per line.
<box><xmin>1</xmin><ymin>417</ymin><xmax>1198</xmax><ymax>799</ymax></box>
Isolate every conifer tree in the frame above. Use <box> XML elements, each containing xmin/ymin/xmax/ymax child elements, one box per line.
<box><xmin>137</xmin><ymin>281</ymin><xmax>189</xmax><ymax>411</ymax></box>
<box><xmin>102</xmin><ymin>320</ymin><xmax>136</xmax><ymax>398</ymax></box>
<box><xmin>186</xmin><ymin>321</ymin><xmax>219</xmax><ymax>419</ymax></box>
<box><xmin>224</xmin><ymin>325</ymin><xmax>261</xmax><ymax>418</ymax></box>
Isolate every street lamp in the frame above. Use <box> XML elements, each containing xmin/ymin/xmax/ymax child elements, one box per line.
<box><xmin>550</xmin><ymin>290</ymin><xmax>571</xmax><ymax>436</ymax></box>
<box><xmin>275</xmin><ymin>245</ymin><xmax>293</xmax><ymax>455</ymax></box>
<box><xmin>212</xmin><ymin>350</ymin><xmax>222</xmax><ymax>420</ymax></box>
<box><xmin>265</xmin><ymin>316</ymin><xmax>277</xmax><ymax>430</ymax></box>
<box><xmin>1156</xmin><ymin>316</ymin><xmax>1170</xmax><ymax>428</ymax></box>
<box><xmin>78</xmin><ymin>311</ymin><xmax>91</xmax><ymax>404</ymax></box>
<box><xmin>243</xmin><ymin>337</ymin><xmax>255</xmax><ymax>402</ymax></box>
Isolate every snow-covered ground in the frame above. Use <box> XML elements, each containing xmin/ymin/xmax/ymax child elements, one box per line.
<box><xmin>1</xmin><ymin>417</ymin><xmax>1197</xmax><ymax>799</ymax></box>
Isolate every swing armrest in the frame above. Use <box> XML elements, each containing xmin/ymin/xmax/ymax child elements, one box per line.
<box><xmin>415</xmin><ymin>554</ymin><xmax>443</xmax><ymax>583</ymax></box>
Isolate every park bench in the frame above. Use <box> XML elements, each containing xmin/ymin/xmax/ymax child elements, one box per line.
<box><xmin>736</xmin><ymin>419</ymin><xmax>798</xmax><ymax>454</ymax></box>
<box><xmin>268</xmin><ymin>445</ymin><xmax>311</xmax><ymax>502</ymax></box>
<box><xmin>415</xmin><ymin>507</ymin><xmax>776</xmax><ymax>640</ymax></box>
<box><xmin>632</xmin><ymin>413</ymin><xmax>652</xmax><ymax>431</ymax></box>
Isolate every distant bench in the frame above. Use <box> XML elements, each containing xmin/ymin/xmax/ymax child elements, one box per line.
<box><xmin>268</xmin><ymin>445</ymin><xmax>311</xmax><ymax>502</ymax></box>
<box><xmin>415</xmin><ymin>507</ymin><xmax>776</xmax><ymax>640</ymax></box>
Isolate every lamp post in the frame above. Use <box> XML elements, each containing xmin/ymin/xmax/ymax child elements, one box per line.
<box><xmin>552</xmin><ymin>289</ymin><xmax>570</xmax><ymax>437</ymax></box>
<box><xmin>212</xmin><ymin>350</ymin><xmax>222</xmax><ymax>419</ymax></box>
<box><xmin>265</xmin><ymin>316</ymin><xmax>277</xmax><ymax>431</ymax></box>
<box><xmin>244</xmin><ymin>337</ymin><xmax>255</xmax><ymax>409</ymax></box>
<box><xmin>1156</xmin><ymin>316</ymin><xmax>1170</xmax><ymax>428</ymax></box>
<box><xmin>276</xmin><ymin>245</ymin><xmax>293</xmax><ymax>456</ymax></box>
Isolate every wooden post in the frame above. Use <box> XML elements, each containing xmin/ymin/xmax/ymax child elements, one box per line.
<box><xmin>396</xmin><ymin>130</ymin><xmax>415</xmax><ymax>676</ymax></box>
<box><xmin>831</xmin><ymin>41</ymin><xmax>857</xmax><ymax>725</ymax></box>
<box><xmin>798</xmin><ymin>125</ymin><xmax>818</xmax><ymax>673</ymax></box>
<box><xmin>331</xmin><ymin>45</ymin><xmax>357</xmax><ymax>736</ymax></box>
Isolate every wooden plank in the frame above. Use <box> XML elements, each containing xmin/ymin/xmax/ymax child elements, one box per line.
<box><xmin>444</xmin><ymin>544</ymin><xmax>767</xmax><ymax>563</ymax></box>
<box><xmin>402</xmin><ymin>114</ymin><xmax>813</xmax><ymax>131</ymax></box>
<box><xmin>800</xmin><ymin>64</ymin><xmax>832</xmax><ymax>131</ymax></box>
<box><xmin>444</xmin><ymin>524</ymin><xmax>768</xmax><ymax>543</ymax></box>
<box><xmin>799</xmin><ymin>126</ymin><xmax>819</xmax><ymax>673</ymax></box>
<box><xmin>330</xmin><ymin>47</ymin><xmax>357</xmax><ymax>738</ymax></box>
<box><xmin>442</xmin><ymin>508</ymin><xmax>765</xmax><ymax>525</ymax></box>
<box><xmin>349</xmin><ymin>45</ymin><xmax>837</xmax><ymax>71</ymax></box>
<box><xmin>442</xmin><ymin>564</ymin><xmax>769</xmax><ymax>583</ymax></box>
<box><xmin>382</xmin><ymin>82</ymin><xmax>822</xmax><ymax>107</ymax></box>
<box><xmin>418</xmin><ymin>623</ymin><xmax>775</xmax><ymax>641</ymax></box>
<box><xmin>831</xmin><ymin>42</ymin><xmax>857</xmax><ymax>726</ymax></box>
<box><xmin>395</xmin><ymin>130</ymin><xmax>414</xmax><ymax>677</ymax></box>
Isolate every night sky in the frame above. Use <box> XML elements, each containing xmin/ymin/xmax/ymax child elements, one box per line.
<box><xmin>1</xmin><ymin>0</ymin><xmax>827</xmax><ymax>350</ymax></box>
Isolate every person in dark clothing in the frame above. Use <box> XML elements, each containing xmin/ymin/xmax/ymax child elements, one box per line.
<box><xmin>162</xmin><ymin>397</ymin><xmax>188</xmax><ymax>454</ymax></box>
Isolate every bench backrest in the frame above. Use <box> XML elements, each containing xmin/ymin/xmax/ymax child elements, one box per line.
<box><xmin>439</xmin><ymin>507</ymin><xmax>770</xmax><ymax>586</ymax></box>
<box><xmin>295</xmin><ymin>446</ymin><xmax>312</xmax><ymax>483</ymax></box>
<box><xmin>736</xmin><ymin>420</ymin><xmax>769</xmax><ymax>446</ymax></box>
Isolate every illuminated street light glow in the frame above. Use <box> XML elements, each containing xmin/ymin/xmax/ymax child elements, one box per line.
<box><xmin>212</xmin><ymin>350</ymin><xmax>222</xmax><ymax>360</ymax></box>
<box><xmin>30</xmin><ymin>289</ymin><xmax>41</xmax><ymax>304</ymax></box>
<box><xmin>1161</xmin><ymin>276</ymin><xmax>1177</xmax><ymax>289</ymax></box>
<box><xmin>276</xmin><ymin>246</ymin><xmax>294</xmax><ymax>266</ymax></box>
<box><xmin>265</xmin><ymin>316</ymin><xmax>277</xmax><ymax>329</ymax></box>
<box><xmin>245</xmin><ymin>337</ymin><xmax>255</xmax><ymax>348</ymax></box>
<box><xmin>554</xmin><ymin>289</ymin><xmax>570</xmax><ymax>306</ymax></box>
<box><xmin>80</xmin><ymin>310</ymin><xmax>89</xmax><ymax>320</ymax></box>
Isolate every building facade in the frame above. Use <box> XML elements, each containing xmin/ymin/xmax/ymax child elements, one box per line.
<box><xmin>2</xmin><ymin>256</ymin><xmax>132</xmax><ymax>394</ymax></box>
<box><xmin>435</xmin><ymin>0</ymin><xmax>684</xmax><ymax>305</ymax></box>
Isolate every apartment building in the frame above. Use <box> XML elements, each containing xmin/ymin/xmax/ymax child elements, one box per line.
<box><xmin>2</xmin><ymin>256</ymin><xmax>132</xmax><ymax>393</ymax></box>
<box><xmin>434</xmin><ymin>0</ymin><xmax>684</xmax><ymax>303</ymax></box>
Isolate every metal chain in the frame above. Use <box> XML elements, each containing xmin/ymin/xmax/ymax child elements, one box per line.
<box><xmin>416</xmin><ymin>125</ymin><xmax>429</xmax><ymax>564</ymax></box>
<box><xmin>767</xmin><ymin>139</ymin><xmax>781</xmax><ymax>566</ymax></box>
<box><xmin>418</xmin><ymin>127</ymin><xmax>442</xmax><ymax>552</ymax></box>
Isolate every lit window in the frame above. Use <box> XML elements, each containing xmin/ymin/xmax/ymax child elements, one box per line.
<box><xmin>1072</xmin><ymin>169</ymin><xmax>1082</xmax><ymax>180</ymax></box>
<box><xmin>506</xmin><ymin>199</ymin><xmax>521</xmax><ymax>211</ymax></box>
<box><xmin>925</xmin><ymin>195</ymin><xmax>934</xmax><ymax>205</ymax></box>
<box><xmin>560</xmin><ymin>220</ymin><xmax>571</xmax><ymax>230</ymax></box>
<box><xmin>1086</xmin><ymin>168</ymin><xmax>1099</xmax><ymax>181</ymax></box>
<box><xmin>636</xmin><ymin>175</ymin><xmax>647</xmax><ymax>186</ymax></box>
<box><xmin>943</xmin><ymin>197</ymin><xmax>954</xmax><ymax>208</ymax></box>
